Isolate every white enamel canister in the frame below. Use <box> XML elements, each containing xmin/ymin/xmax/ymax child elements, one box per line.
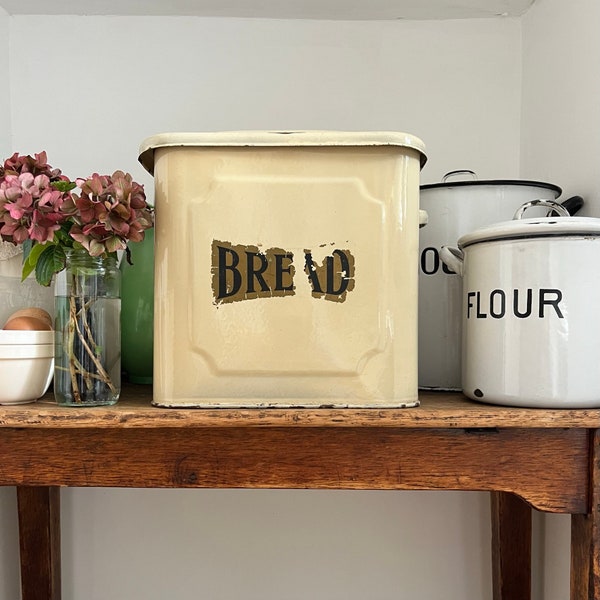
<box><xmin>138</xmin><ymin>131</ymin><xmax>427</xmax><ymax>407</ymax></box>
<box><xmin>441</xmin><ymin>200</ymin><xmax>600</xmax><ymax>408</ymax></box>
<box><xmin>418</xmin><ymin>170</ymin><xmax>564</xmax><ymax>391</ymax></box>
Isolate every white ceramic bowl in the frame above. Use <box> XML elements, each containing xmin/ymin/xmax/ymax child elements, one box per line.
<box><xmin>0</xmin><ymin>329</ymin><xmax>54</xmax><ymax>345</ymax></box>
<box><xmin>0</xmin><ymin>343</ymin><xmax>54</xmax><ymax>405</ymax></box>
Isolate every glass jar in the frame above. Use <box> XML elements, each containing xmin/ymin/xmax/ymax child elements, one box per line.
<box><xmin>54</xmin><ymin>250</ymin><xmax>121</xmax><ymax>406</ymax></box>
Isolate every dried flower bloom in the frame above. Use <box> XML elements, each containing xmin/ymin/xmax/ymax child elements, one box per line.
<box><xmin>69</xmin><ymin>171</ymin><xmax>153</xmax><ymax>256</ymax></box>
<box><xmin>0</xmin><ymin>172</ymin><xmax>69</xmax><ymax>244</ymax></box>
<box><xmin>3</xmin><ymin>151</ymin><xmax>65</xmax><ymax>181</ymax></box>
<box><xmin>0</xmin><ymin>151</ymin><xmax>153</xmax><ymax>285</ymax></box>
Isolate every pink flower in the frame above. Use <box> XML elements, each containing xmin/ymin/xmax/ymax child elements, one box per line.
<box><xmin>0</xmin><ymin>151</ymin><xmax>154</xmax><ymax>285</ymax></box>
<box><xmin>69</xmin><ymin>170</ymin><xmax>153</xmax><ymax>256</ymax></box>
<box><xmin>29</xmin><ymin>209</ymin><xmax>64</xmax><ymax>243</ymax></box>
<box><xmin>0</xmin><ymin>170</ymin><xmax>70</xmax><ymax>244</ymax></box>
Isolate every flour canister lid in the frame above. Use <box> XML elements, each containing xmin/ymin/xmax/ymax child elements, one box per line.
<box><xmin>455</xmin><ymin>198</ymin><xmax>600</xmax><ymax>247</ymax></box>
<box><xmin>138</xmin><ymin>130</ymin><xmax>427</xmax><ymax>174</ymax></box>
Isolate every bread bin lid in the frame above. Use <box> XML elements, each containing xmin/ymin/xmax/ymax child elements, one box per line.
<box><xmin>138</xmin><ymin>130</ymin><xmax>427</xmax><ymax>174</ymax></box>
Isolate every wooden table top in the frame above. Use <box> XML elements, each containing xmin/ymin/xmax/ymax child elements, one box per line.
<box><xmin>0</xmin><ymin>384</ymin><xmax>598</xmax><ymax>429</ymax></box>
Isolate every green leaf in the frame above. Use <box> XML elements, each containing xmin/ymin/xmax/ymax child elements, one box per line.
<box><xmin>21</xmin><ymin>260</ymin><xmax>35</xmax><ymax>282</ymax></box>
<box><xmin>21</xmin><ymin>242</ymin><xmax>52</xmax><ymax>281</ymax></box>
<box><xmin>34</xmin><ymin>245</ymin><xmax>67</xmax><ymax>287</ymax></box>
<box><xmin>55</xmin><ymin>228</ymin><xmax>72</xmax><ymax>245</ymax></box>
<box><xmin>51</xmin><ymin>180</ymin><xmax>77</xmax><ymax>192</ymax></box>
<box><xmin>22</xmin><ymin>238</ymin><xmax>33</xmax><ymax>263</ymax></box>
<box><xmin>50</xmin><ymin>222</ymin><xmax>75</xmax><ymax>248</ymax></box>
<box><xmin>29</xmin><ymin>242</ymin><xmax>50</xmax><ymax>264</ymax></box>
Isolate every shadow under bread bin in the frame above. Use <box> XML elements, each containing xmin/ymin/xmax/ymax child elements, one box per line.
<box><xmin>441</xmin><ymin>199</ymin><xmax>600</xmax><ymax>408</ymax></box>
<box><xmin>138</xmin><ymin>130</ymin><xmax>427</xmax><ymax>408</ymax></box>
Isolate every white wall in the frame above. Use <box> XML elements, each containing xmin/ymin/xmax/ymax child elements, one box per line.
<box><xmin>8</xmin><ymin>16</ymin><xmax>522</xmax><ymax>188</ymax></box>
<box><xmin>521</xmin><ymin>0</ymin><xmax>600</xmax><ymax>212</ymax></box>
<box><xmin>1</xmin><ymin>13</ymin><xmax>533</xmax><ymax>600</ymax></box>
<box><xmin>0</xmin><ymin>6</ymin><xmax>10</xmax><ymax>157</ymax></box>
<box><xmin>61</xmin><ymin>489</ymin><xmax>492</xmax><ymax>600</ymax></box>
<box><xmin>520</xmin><ymin>1</ymin><xmax>600</xmax><ymax>598</ymax></box>
<box><xmin>0</xmin><ymin>487</ymin><xmax>18</xmax><ymax>600</ymax></box>
<box><xmin>0</xmin><ymin>9</ymin><xmax>20</xmax><ymax>600</ymax></box>
<box><xmin>2</xmin><ymin>6</ymin><xmax>595</xmax><ymax>599</ymax></box>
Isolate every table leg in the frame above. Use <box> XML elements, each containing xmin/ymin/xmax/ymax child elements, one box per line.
<box><xmin>571</xmin><ymin>429</ymin><xmax>599</xmax><ymax>600</ymax></box>
<box><xmin>491</xmin><ymin>491</ymin><xmax>532</xmax><ymax>600</ymax></box>
<box><xmin>16</xmin><ymin>486</ymin><xmax>61</xmax><ymax>600</ymax></box>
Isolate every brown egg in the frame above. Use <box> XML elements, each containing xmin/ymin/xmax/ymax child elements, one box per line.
<box><xmin>5</xmin><ymin>307</ymin><xmax>53</xmax><ymax>328</ymax></box>
<box><xmin>3</xmin><ymin>316</ymin><xmax>53</xmax><ymax>331</ymax></box>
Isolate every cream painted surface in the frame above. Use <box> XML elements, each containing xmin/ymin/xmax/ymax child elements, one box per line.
<box><xmin>148</xmin><ymin>139</ymin><xmax>424</xmax><ymax>406</ymax></box>
<box><xmin>3</xmin><ymin>7</ymin><xmax>592</xmax><ymax>599</ymax></box>
<box><xmin>520</xmin><ymin>0</ymin><xmax>600</xmax><ymax>597</ymax></box>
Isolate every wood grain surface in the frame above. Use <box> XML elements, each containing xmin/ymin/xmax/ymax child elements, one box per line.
<box><xmin>0</xmin><ymin>426</ymin><xmax>590</xmax><ymax>513</ymax></box>
<box><xmin>571</xmin><ymin>429</ymin><xmax>600</xmax><ymax>599</ymax></box>
<box><xmin>3</xmin><ymin>385</ymin><xmax>598</xmax><ymax>600</ymax></box>
<box><xmin>17</xmin><ymin>487</ymin><xmax>61</xmax><ymax>600</ymax></box>
<box><xmin>0</xmin><ymin>384</ymin><xmax>599</xmax><ymax>429</ymax></box>
<box><xmin>491</xmin><ymin>492</ymin><xmax>532</xmax><ymax>600</ymax></box>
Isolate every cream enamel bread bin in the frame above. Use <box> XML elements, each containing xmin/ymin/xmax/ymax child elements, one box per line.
<box><xmin>139</xmin><ymin>130</ymin><xmax>427</xmax><ymax>408</ymax></box>
<box><xmin>441</xmin><ymin>199</ymin><xmax>600</xmax><ymax>408</ymax></box>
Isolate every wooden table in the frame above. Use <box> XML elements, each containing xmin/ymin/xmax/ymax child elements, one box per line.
<box><xmin>1</xmin><ymin>385</ymin><xmax>598</xmax><ymax>600</ymax></box>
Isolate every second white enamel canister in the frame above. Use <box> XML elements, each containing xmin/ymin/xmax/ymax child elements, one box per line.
<box><xmin>442</xmin><ymin>200</ymin><xmax>600</xmax><ymax>408</ymax></box>
<box><xmin>139</xmin><ymin>131</ymin><xmax>426</xmax><ymax>408</ymax></box>
<box><xmin>418</xmin><ymin>171</ymin><xmax>564</xmax><ymax>391</ymax></box>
